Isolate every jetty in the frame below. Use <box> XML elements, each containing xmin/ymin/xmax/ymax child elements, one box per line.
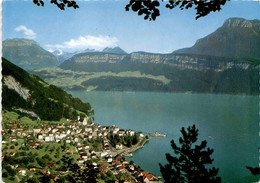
<box><xmin>148</xmin><ymin>132</ymin><xmax>166</xmax><ymax>137</ymax></box>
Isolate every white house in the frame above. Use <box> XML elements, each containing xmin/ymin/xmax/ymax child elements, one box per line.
<box><xmin>101</xmin><ymin>152</ymin><xmax>108</xmax><ymax>157</ymax></box>
<box><xmin>45</xmin><ymin>137</ymin><xmax>50</xmax><ymax>142</ymax></box>
<box><xmin>116</xmin><ymin>143</ymin><xmax>123</xmax><ymax>150</ymax></box>
<box><xmin>33</xmin><ymin>128</ymin><xmax>41</xmax><ymax>134</ymax></box>
<box><xmin>18</xmin><ymin>169</ymin><xmax>26</xmax><ymax>176</ymax></box>
<box><xmin>78</xmin><ymin>158</ymin><xmax>84</xmax><ymax>164</ymax></box>
<box><xmin>52</xmin><ymin>128</ymin><xmax>59</xmax><ymax>133</ymax></box>
<box><xmin>37</xmin><ymin>133</ymin><xmax>43</xmax><ymax>140</ymax></box>
<box><xmin>82</xmin><ymin>153</ymin><xmax>88</xmax><ymax>160</ymax></box>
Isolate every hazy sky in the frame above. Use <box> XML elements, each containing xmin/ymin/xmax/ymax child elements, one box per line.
<box><xmin>3</xmin><ymin>0</ymin><xmax>260</xmax><ymax>53</ymax></box>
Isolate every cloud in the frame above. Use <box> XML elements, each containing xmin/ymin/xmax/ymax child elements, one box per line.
<box><xmin>14</xmin><ymin>25</ymin><xmax>36</xmax><ymax>39</ymax></box>
<box><xmin>46</xmin><ymin>35</ymin><xmax>118</xmax><ymax>51</ymax></box>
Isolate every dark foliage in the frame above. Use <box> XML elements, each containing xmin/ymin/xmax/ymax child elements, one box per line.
<box><xmin>60</xmin><ymin>155</ymin><xmax>99</xmax><ymax>182</ymax></box>
<box><xmin>246</xmin><ymin>166</ymin><xmax>260</xmax><ymax>175</ymax></box>
<box><xmin>159</xmin><ymin>125</ymin><xmax>221</xmax><ymax>183</ymax></box>
<box><xmin>32</xmin><ymin>0</ymin><xmax>227</xmax><ymax>21</ymax></box>
<box><xmin>126</xmin><ymin>0</ymin><xmax>227</xmax><ymax>21</ymax></box>
<box><xmin>33</xmin><ymin>0</ymin><xmax>79</xmax><ymax>10</ymax></box>
<box><xmin>108</xmin><ymin>134</ymin><xmax>139</xmax><ymax>148</ymax></box>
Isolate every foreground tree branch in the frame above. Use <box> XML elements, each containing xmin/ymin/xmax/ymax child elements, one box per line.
<box><xmin>126</xmin><ymin>0</ymin><xmax>228</xmax><ymax>21</ymax></box>
<box><xmin>32</xmin><ymin>0</ymin><xmax>228</xmax><ymax>21</ymax></box>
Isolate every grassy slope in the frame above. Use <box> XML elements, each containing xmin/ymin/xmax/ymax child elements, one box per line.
<box><xmin>32</xmin><ymin>68</ymin><xmax>171</xmax><ymax>88</ymax></box>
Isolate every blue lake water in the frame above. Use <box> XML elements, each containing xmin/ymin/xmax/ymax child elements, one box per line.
<box><xmin>68</xmin><ymin>91</ymin><xmax>259</xmax><ymax>183</ymax></box>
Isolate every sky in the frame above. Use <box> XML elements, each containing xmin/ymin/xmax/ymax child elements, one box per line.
<box><xmin>2</xmin><ymin>0</ymin><xmax>260</xmax><ymax>53</ymax></box>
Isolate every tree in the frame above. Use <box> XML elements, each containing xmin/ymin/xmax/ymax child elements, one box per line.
<box><xmin>126</xmin><ymin>0</ymin><xmax>228</xmax><ymax>21</ymax></box>
<box><xmin>32</xmin><ymin>0</ymin><xmax>227</xmax><ymax>21</ymax></box>
<box><xmin>159</xmin><ymin>125</ymin><xmax>221</xmax><ymax>183</ymax></box>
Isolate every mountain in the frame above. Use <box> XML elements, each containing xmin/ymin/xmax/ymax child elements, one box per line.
<box><xmin>102</xmin><ymin>46</ymin><xmax>127</xmax><ymax>54</ymax></box>
<box><xmin>51</xmin><ymin>48</ymin><xmax>100</xmax><ymax>62</ymax></box>
<box><xmin>51</xmin><ymin>49</ymin><xmax>78</xmax><ymax>62</ymax></box>
<box><xmin>84</xmin><ymin>48</ymin><xmax>99</xmax><ymax>52</ymax></box>
<box><xmin>174</xmin><ymin>18</ymin><xmax>260</xmax><ymax>59</ymax></box>
<box><xmin>3</xmin><ymin>38</ymin><xmax>61</xmax><ymax>70</ymax></box>
<box><xmin>2</xmin><ymin>57</ymin><xmax>92</xmax><ymax>121</ymax></box>
<box><xmin>54</xmin><ymin>17</ymin><xmax>260</xmax><ymax>95</ymax></box>
<box><xmin>35</xmin><ymin>50</ymin><xmax>258</xmax><ymax>95</ymax></box>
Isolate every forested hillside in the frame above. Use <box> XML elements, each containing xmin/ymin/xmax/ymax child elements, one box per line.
<box><xmin>2</xmin><ymin>57</ymin><xmax>92</xmax><ymax>121</ymax></box>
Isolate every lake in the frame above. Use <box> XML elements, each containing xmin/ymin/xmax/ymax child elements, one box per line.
<box><xmin>68</xmin><ymin>91</ymin><xmax>259</xmax><ymax>183</ymax></box>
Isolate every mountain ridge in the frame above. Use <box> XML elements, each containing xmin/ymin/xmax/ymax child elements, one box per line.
<box><xmin>173</xmin><ymin>18</ymin><xmax>260</xmax><ymax>59</ymax></box>
<box><xmin>3</xmin><ymin>38</ymin><xmax>61</xmax><ymax>70</ymax></box>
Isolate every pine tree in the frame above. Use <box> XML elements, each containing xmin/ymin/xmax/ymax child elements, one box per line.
<box><xmin>159</xmin><ymin>125</ymin><xmax>221</xmax><ymax>183</ymax></box>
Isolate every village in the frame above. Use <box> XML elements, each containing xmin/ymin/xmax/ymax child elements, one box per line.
<box><xmin>1</xmin><ymin>114</ymin><xmax>162</xmax><ymax>183</ymax></box>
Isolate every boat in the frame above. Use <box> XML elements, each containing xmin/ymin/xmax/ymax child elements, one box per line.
<box><xmin>148</xmin><ymin>132</ymin><xmax>166</xmax><ymax>137</ymax></box>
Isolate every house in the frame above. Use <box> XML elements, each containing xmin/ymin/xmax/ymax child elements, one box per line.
<box><xmin>142</xmin><ymin>172</ymin><xmax>154</xmax><ymax>182</ymax></box>
<box><xmin>105</xmin><ymin>145</ymin><xmax>110</xmax><ymax>151</ymax></box>
<box><xmin>11</xmin><ymin>138</ymin><xmax>17</xmax><ymax>142</ymax></box>
<box><xmin>45</xmin><ymin>137</ymin><xmax>50</xmax><ymax>142</ymax></box>
<box><xmin>110</xmin><ymin>126</ymin><xmax>119</xmax><ymax>133</ymax></box>
<box><xmin>18</xmin><ymin>169</ymin><xmax>26</xmax><ymax>176</ymax></box>
<box><xmin>1</xmin><ymin>130</ymin><xmax>6</xmax><ymax>135</ymax></box>
<box><xmin>117</xmin><ymin>166</ymin><xmax>125</xmax><ymax>173</ymax></box>
<box><xmin>66</xmin><ymin>139</ymin><xmax>71</xmax><ymax>144</ymax></box>
<box><xmin>100</xmin><ymin>164</ymin><xmax>108</xmax><ymax>172</ymax></box>
<box><xmin>33</xmin><ymin>128</ymin><xmax>42</xmax><ymax>134</ymax></box>
<box><xmin>101</xmin><ymin>126</ymin><xmax>106</xmax><ymax>131</ymax></box>
<box><xmin>42</xmin><ymin>169</ymin><xmax>51</xmax><ymax>175</ymax></box>
<box><xmin>138</xmin><ymin>132</ymin><xmax>145</xmax><ymax>138</ymax></box>
<box><xmin>28</xmin><ymin>166</ymin><xmax>36</xmax><ymax>172</ymax></box>
<box><xmin>112</xmin><ymin>160</ymin><xmax>119</xmax><ymax>166</ymax></box>
<box><xmin>66</xmin><ymin>130</ymin><xmax>71</xmax><ymax>135</ymax></box>
<box><xmin>83</xmin><ymin>117</ymin><xmax>89</xmax><ymax>125</ymax></box>
<box><xmin>37</xmin><ymin>133</ymin><xmax>43</xmax><ymax>140</ymax></box>
<box><xmin>10</xmin><ymin>152</ymin><xmax>16</xmax><ymax>157</ymax></box>
<box><xmin>91</xmin><ymin>153</ymin><xmax>97</xmax><ymax>159</ymax></box>
<box><xmin>60</xmin><ymin>133</ymin><xmax>67</xmax><ymax>139</ymax></box>
<box><xmin>127</xmin><ymin>130</ymin><xmax>135</xmax><ymax>136</ymax></box>
<box><xmin>118</xmin><ymin>129</ymin><xmax>125</xmax><ymax>136</ymax></box>
<box><xmin>129</xmin><ymin>164</ymin><xmax>135</xmax><ymax>171</ymax></box>
<box><xmin>29</xmin><ymin>143</ymin><xmax>37</xmax><ymax>149</ymax></box>
<box><xmin>122</xmin><ymin>160</ymin><xmax>129</xmax><ymax>165</ymax></box>
<box><xmin>78</xmin><ymin>158</ymin><xmax>84</xmax><ymax>164</ymax></box>
<box><xmin>100</xmin><ymin>152</ymin><xmax>108</xmax><ymax>157</ymax></box>
<box><xmin>116</xmin><ymin>143</ymin><xmax>123</xmax><ymax>150</ymax></box>
<box><xmin>79</xmin><ymin>150</ymin><xmax>86</xmax><ymax>154</ymax></box>
<box><xmin>82</xmin><ymin>153</ymin><xmax>88</xmax><ymax>160</ymax></box>
<box><xmin>77</xmin><ymin>146</ymin><xmax>83</xmax><ymax>151</ymax></box>
<box><xmin>52</xmin><ymin>128</ymin><xmax>59</xmax><ymax>133</ymax></box>
<box><xmin>107</xmin><ymin>156</ymin><xmax>113</xmax><ymax>163</ymax></box>
<box><xmin>85</xmin><ymin>127</ymin><xmax>92</xmax><ymax>133</ymax></box>
<box><xmin>74</xmin><ymin>137</ymin><xmax>79</xmax><ymax>143</ymax></box>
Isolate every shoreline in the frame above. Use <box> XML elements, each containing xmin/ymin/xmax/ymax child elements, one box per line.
<box><xmin>111</xmin><ymin>137</ymin><xmax>151</xmax><ymax>158</ymax></box>
<box><xmin>121</xmin><ymin>137</ymin><xmax>151</xmax><ymax>157</ymax></box>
